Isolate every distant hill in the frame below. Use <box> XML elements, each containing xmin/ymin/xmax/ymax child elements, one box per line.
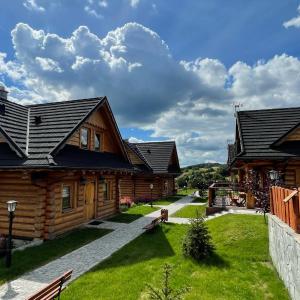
<box><xmin>177</xmin><ymin>162</ymin><xmax>228</xmax><ymax>189</ymax></box>
<box><xmin>181</xmin><ymin>162</ymin><xmax>226</xmax><ymax>172</ymax></box>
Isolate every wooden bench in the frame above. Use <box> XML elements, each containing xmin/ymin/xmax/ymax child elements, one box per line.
<box><xmin>143</xmin><ymin>209</ymin><xmax>168</xmax><ymax>232</ymax></box>
<box><xmin>27</xmin><ymin>269</ymin><xmax>73</xmax><ymax>300</ymax></box>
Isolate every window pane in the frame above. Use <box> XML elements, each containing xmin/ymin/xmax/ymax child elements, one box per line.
<box><xmin>62</xmin><ymin>186</ymin><xmax>71</xmax><ymax>210</ymax></box>
<box><xmin>81</xmin><ymin>128</ymin><xmax>89</xmax><ymax>148</ymax></box>
<box><xmin>103</xmin><ymin>182</ymin><xmax>109</xmax><ymax>201</ymax></box>
<box><xmin>95</xmin><ymin>133</ymin><xmax>101</xmax><ymax>151</ymax></box>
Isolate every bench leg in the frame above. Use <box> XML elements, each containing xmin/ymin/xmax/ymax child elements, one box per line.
<box><xmin>56</xmin><ymin>278</ymin><xmax>65</xmax><ymax>300</ymax></box>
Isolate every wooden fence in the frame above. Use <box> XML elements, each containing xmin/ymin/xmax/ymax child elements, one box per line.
<box><xmin>270</xmin><ymin>186</ymin><xmax>300</xmax><ymax>233</ymax></box>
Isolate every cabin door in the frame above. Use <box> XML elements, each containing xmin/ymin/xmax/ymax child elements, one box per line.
<box><xmin>85</xmin><ymin>182</ymin><xmax>95</xmax><ymax>220</ymax></box>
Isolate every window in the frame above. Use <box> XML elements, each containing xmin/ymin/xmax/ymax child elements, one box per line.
<box><xmin>62</xmin><ymin>185</ymin><xmax>72</xmax><ymax>211</ymax></box>
<box><xmin>94</xmin><ymin>132</ymin><xmax>101</xmax><ymax>151</ymax></box>
<box><xmin>103</xmin><ymin>181</ymin><xmax>111</xmax><ymax>201</ymax></box>
<box><xmin>81</xmin><ymin>127</ymin><xmax>89</xmax><ymax>149</ymax></box>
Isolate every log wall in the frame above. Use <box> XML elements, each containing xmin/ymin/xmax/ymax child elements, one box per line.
<box><xmin>0</xmin><ymin>171</ymin><xmax>120</xmax><ymax>240</ymax></box>
<box><xmin>0</xmin><ymin>171</ymin><xmax>45</xmax><ymax>239</ymax></box>
<box><xmin>97</xmin><ymin>175</ymin><xmax>118</xmax><ymax>219</ymax></box>
<box><xmin>119</xmin><ymin>175</ymin><xmax>175</xmax><ymax>202</ymax></box>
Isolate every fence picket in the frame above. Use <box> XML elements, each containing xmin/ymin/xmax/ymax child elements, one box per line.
<box><xmin>270</xmin><ymin>186</ymin><xmax>300</xmax><ymax>234</ymax></box>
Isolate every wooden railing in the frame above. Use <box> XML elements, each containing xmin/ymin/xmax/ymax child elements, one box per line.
<box><xmin>270</xmin><ymin>186</ymin><xmax>300</xmax><ymax>233</ymax></box>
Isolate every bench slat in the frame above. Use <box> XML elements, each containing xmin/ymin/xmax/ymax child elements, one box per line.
<box><xmin>27</xmin><ymin>270</ymin><xmax>73</xmax><ymax>300</ymax></box>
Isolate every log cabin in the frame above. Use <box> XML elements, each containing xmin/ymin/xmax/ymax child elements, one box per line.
<box><xmin>119</xmin><ymin>141</ymin><xmax>181</xmax><ymax>203</ymax></box>
<box><xmin>228</xmin><ymin>107</ymin><xmax>300</xmax><ymax>208</ymax></box>
<box><xmin>0</xmin><ymin>90</ymin><xmax>134</xmax><ymax>240</ymax></box>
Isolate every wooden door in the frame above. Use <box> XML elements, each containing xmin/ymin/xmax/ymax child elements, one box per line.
<box><xmin>85</xmin><ymin>182</ymin><xmax>95</xmax><ymax>220</ymax></box>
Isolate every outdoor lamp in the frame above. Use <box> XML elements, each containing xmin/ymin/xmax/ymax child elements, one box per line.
<box><xmin>7</xmin><ymin>200</ymin><xmax>17</xmax><ymax>213</ymax></box>
<box><xmin>269</xmin><ymin>170</ymin><xmax>279</xmax><ymax>181</ymax></box>
<box><xmin>150</xmin><ymin>184</ymin><xmax>154</xmax><ymax>207</ymax></box>
<box><xmin>6</xmin><ymin>200</ymin><xmax>17</xmax><ymax>268</ymax></box>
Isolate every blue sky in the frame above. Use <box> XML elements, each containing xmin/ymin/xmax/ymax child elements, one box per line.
<box><xmin>1</xmin><ymin>0</ymin><xmax>300</xmax><ymax>166</ymax></box>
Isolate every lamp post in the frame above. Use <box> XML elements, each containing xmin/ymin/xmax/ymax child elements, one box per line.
<box><xmin>6</xmin><ymin>200</ymin><xmax>17</xmax><ymax>268</ymax></box>
<box><xmin>150</xmin><ymin>184</ymin><xmax>154</xmax><ymax>207</ymax></box>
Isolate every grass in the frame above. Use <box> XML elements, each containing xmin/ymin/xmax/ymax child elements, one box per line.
<box><xmin>62</xmin><ymin>215</ymin><xmax>289</xmax><ymax>300</ymax></box>
<box><xmin>0</xmin><ymin>227</ymin><xmax>111</xmax><ymax>286</ymax></box>
<box><xmin>171</xmin><ymin>205</ymin><xmax>206</xmax><ymax>218</ymax></box>
<box><xmin>177</xmin><ymin>188</ymin><xmax>196</xmax><ymax>196</ymax></box>
<box><xmin>106</xmin><ymin>204</ymin><xmax>159</xmax><ymax>223</ymax></box>
<box><xmin>153</xmin><ymin>195</ymin><xmax>182</xmax><ymax>205</ymax></box>
<box><xmin>192</xmin><ymin>197</ymin><xmax>207</xmax><ymax>203</ymax></box>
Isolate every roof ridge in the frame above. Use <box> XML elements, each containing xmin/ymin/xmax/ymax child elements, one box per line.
<box><xmin>131</xmin><ymin>140</ymin><xmax>175</xmax><ymax>145</ymax></box>
<box><xmin>238</xmin><ymin>106</ymin><xmax>300</xmax><ymax>114</ymax></box>
<box><xmin>25</xmin><ymin>108</ymin><xmax>30</xmax><ymax>155</ymax></box>
<box><xmin>26</xmin><ymin>97</ymin><xmax>104</xmax><ymax>108</ymax></box>
<box><xmin>0</xmin><ymin>99</ymin><xmax>29</xmax><ymax>109</ymax></box>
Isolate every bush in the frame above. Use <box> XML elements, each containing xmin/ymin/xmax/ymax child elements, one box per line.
<box><xmin>146</xmin><ymin>263</ymin><xmax>191</xmax><ymax>300</ymax></box>
<box><xmin>182</xmin><ymin>211</ymin><xmax>214</xmax><ymax>260</ymax></box>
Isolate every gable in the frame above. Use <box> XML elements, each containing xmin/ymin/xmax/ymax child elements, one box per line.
<box><xmin>0</xmin><ymin>133</ymin><xmax>6</xmax><ymax>143</ymax></box>
<box><xmin>125</xmin><ymin>144</ymin><xmax>146</xmax><ymax>165</ymax></box>
<box><xmin>280</xmin><ymin>126</ymin><xmax>300</xmax><ymax>143</ymax></box>
<box><xmin>169</xmin><ymin>146</ymin><xmax>179</xmax><ymax>167</ymax></box>
<box><xmin>65</xmin><ymin>101</ymin><xmax>128</xmax><ymax>159</ymax></box>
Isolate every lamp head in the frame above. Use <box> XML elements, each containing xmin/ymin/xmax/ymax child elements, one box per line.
<box><xmin>7</xmin><ymin>200</ymin><xmax>17</xmax><ymax>213</ymax></box>
<box><xmin>269</xmin><ymin>170</ymin><xmax>279</xmax><ymax>181</ymax></box>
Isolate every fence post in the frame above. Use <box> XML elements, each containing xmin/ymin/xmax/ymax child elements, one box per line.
<box><xmin>270</xmin><ymin>186</ymin><xmax>274</xmax><ymax>214</ymax></box>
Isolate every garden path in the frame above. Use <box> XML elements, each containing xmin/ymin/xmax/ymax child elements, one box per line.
<box><xmin>0</xmin><ymin>195</ymin><xmax>194</xmax><ymax>300</ymax></box>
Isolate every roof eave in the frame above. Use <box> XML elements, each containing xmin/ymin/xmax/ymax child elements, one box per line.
<box><xmin>0</xmin><ymin>126</ymin><xmax>27</xmax><ymax>159</ymax></box>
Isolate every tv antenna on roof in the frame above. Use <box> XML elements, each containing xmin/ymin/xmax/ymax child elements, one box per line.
<box><xmin>233</xmin><ymin>102</ymin><xmax>243</xmax><ymax>116</ymax></box>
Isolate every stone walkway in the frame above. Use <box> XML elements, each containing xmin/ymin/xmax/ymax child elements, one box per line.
<box><xmin>0</xmin><ymin>195</ymin><xmax>194</xmax><ymax>300</ymax></box>
<box><xmin>0</xmin><ymin>194</ymin><xmax>259</xmax><ymax>300</ymax></box>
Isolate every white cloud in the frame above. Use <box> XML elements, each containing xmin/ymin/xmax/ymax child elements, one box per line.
<box><xmin>84</xmin><ymin>5</ymin><xmax>103</xmax><ymax>19</ymax></box>
<box><xmin>35</xmin><ymin>57</ymin><xmax>63</xmax><ymax>73</ymax></box>
<box><xmin>23</xmin><ymin>0</ymin><xmax>45</xmax><ymax>12</ymax></box>
<box><xmin>2</xmin><ymin>22</ymin><xmax>300</xmax><ymax>166</ymax></box>
<box><xmin>128</xmin><ymin>137</ymin><xmax>145</xmax><ymax>143</ymax></box>
<box><xmin>283</xmin><ymin>5</ymin><xmax>300</xmax><ymax>28</ymax></box>
<box><xmin>99</xmin><ymin>0</ymin><xmax>108</xmax><ymax>7</ymax></box>
<box><xmin>130</xmin><ymin>0</ymin><xmax>140</xmax><ymax>8</ymax></box>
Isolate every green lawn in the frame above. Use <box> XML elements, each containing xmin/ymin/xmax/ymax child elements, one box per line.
<box><xmin>171</xmin><ymin>205</ymin><xmax>206</xmax><ymax>218</ymax></box>
<box><xmin>192</xmin><ymin>197</ymin><xmax>207</xmax><ymax>204</ymax></box>
<box><xmin>106</xmin><ymin>205</ymin><xmax>159</xmax><ymax>223</ymax></box>
<box><xmin>153</xmin><ymin>195</ymin><xmax>182</xmax><ymax>205</ymax></box>
<box><xmin>177</xmin><ymin>188</ymin><xmax>196</xmax><ymax>196</ymax></box>
<box><xmin>0</xmin><ymin>227</ymin><xmax>111</xmax><ymax>286</ymax></box>
<box><xmin>62</xmin><ymin>215</ymin><xmax>288</xmax><ymax>300</ymax></box>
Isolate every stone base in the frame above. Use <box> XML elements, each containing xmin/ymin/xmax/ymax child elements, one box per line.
<box><xmin>206</xmin><ymin>206</ymin><xmax>226</xmax><ymax>216</ymax></box>
<box><xmin>268</xmin><ymin>214</ymin><xmax>300</xmax><ymax>300</ymax></box>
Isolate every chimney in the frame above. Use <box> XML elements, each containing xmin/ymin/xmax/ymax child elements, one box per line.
<box><xmin>0</xmin><ymin>86</ymin><xmax>8</xmax><ymax>100</ymax></box>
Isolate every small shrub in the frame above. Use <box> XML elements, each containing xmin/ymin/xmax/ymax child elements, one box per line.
<box><xmin>146</xmin><ymin>263</ymin><xmax>191</xmax><ymax>300</ymax></box>
<box><xmin>182</xmin><ymin>211</ymin><xmax>214</xmax><ymax>260</ymax></box>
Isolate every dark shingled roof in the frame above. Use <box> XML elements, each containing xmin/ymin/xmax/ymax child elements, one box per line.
<box><xmin>54</xmin><ymin>145</ymin><xmax>133</xmax><ymax>171</ymax></box>
<box><xmin>127</xmin><ymin>141</ymin><xmax>181</xmax><ymax>174</ymax></box>
<box><xmin>235</xmin><ymin>107</ymin><xmax>300</xmax><ymax>161</ymax></box>
<box><xmin>227</xmin><ymin>144</ymin><xmax>235</xmax><ymax>165</ymax></box>
<box><xmin>0</xmin><ymin>97</ymin><xmax>132</xmax><ymax>171</ymax></box>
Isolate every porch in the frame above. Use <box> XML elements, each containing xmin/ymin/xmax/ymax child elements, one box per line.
<box><xmin>208</xmin><ymin>181</ymin><xmax>251</xmax><ymax>209</ymax></box>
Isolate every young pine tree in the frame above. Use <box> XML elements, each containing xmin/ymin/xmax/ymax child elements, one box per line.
<box><xmin>182</xmin><ymin>211</ymin><xmax>214</xmax><ymax>260</ymax></box>
<box><xmin>146</xmin><ymin>264</ymin><xmax>191</xmax><ymax>300</ymax></box>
